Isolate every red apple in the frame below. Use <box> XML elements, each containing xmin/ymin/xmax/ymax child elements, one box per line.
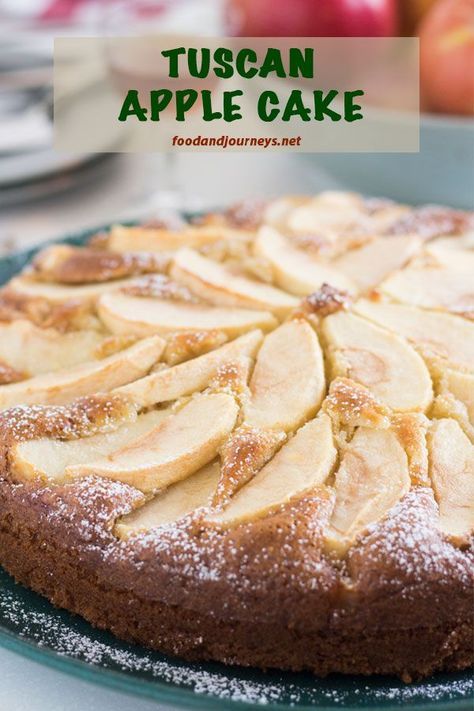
<box><xmin>399</xmin><ymin>0</ymin><xmax>439</xmax><ymax>35</ymax></box>
<box><xmin>420</xmin><ymin>0</ymin><xmax>474</xmax><ymax>115</ymax></box>
<box><xmin>226</xmin><ymin>0</ymin><xmax>399</xmax><ymax>37</ymax></box>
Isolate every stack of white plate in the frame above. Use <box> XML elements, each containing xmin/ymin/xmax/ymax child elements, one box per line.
<box><xmin>0</xmin><ymin>38</ymin><xmax>117</xmax><ymax>207</ymax></box>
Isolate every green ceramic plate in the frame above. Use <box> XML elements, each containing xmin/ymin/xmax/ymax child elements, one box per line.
<box><xmin>0</xmin><ymin>228</ymin><xmax>473</xmax><ymax>710</ymax></box>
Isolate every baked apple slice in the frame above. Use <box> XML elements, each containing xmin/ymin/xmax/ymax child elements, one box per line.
<box><xmin>210</xmin><ymin>413</ymin><xmax>337</xmax><ymax>526</ymax></box>
<box><xmin>355</xmin><ymin>300</ymin><xmax>474</xmax><ymax>373</ymax></box>
<box><xmin>244</xmin><ymin>319</ymin><xmax>326</xmax><ymax>432</ymax></box>
<box><xmin>253</xmin><ymin>226</ymin><xmax>356</xmax><ymax>295</ymax></box>
<box><xmin>115</xmin><ymin>461</ymin><xmax>220</xmax><ymax>538</ymax></box>
<box><xmin>170</xmin><ymin>247</ymin><xmax>297</xmax><ymax>317</ymax></box>
<box><xmin>380</xmin><ymin>266</ymin><xmax>474</xmax><ymax>317</ymax></box>
<box><xmin>107</xmin><ymin>224</ymin><xmax>251</xmax><ymax>253</ymax></box>
<box><xmin>284</xmin><ymin>191</ymin><xmax>367</xmax><ymax>234</ymax></box>
<box><xmin>333</xmin><ymin>235</ymin><xmax>420</xmax><ymax>292</ymax></box>
<box><xmin>322</xmin><ymin>311</ymin><xmax>433</xmax><ymax>412</ymax></box>
<box><xmin>0</xmin><ymin>320</ymin><xmax>108</xmax><ymax>376</ymax></box>
<box><xmin>262</xmin><ymin>195</ymin><xmax>308</xmax><ymax>230</ymax></box>
<box><xmin>430</xmin><ymin>234</ymin><xmax>474</xmax><ymax>252</ymax></box>
<box><xmin>425</xmin><ymin>244</ymin><xmax>474</xmax><ymax>271</ymax></box>
<box><xmin>7</xmin><ymin>274</ymin><xmax>142</xmax><ymax>305</ymax></box>
<box><xmin>10</xmin><ymin>409</ymin><xmax>169</xmax><ymax>483</ymax></box>
<box><xmin>116</xmin><ymin>330</ymin><xmax>262</xmax><ymax>408</ymax></box>
<box><xmin>326</xmin><ymin>427</ymin><xmax>411</xmax><ymax>555</ymax></box>
<box><xmin>98</xmin><ymin>291</ymin><xmax>277</xmax><ymax>338</ymax></box>
<box><xmin>428</xmin><ymin>418</ymin><xmax>474</xmax><ymax>542</ymax></box>
<box><xmin>0</xmin><ymin>336</ymin><xmax>164</xmax><ymax>409</ymax></box>
<box><xmin>66</xmin><ymin>392</ymin><xmax>239</xmax><ymax>492</ymax></box>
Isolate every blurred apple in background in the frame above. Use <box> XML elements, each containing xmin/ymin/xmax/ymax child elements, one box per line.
<box><xmin>420</xmin><ymin>0</ymin><xmax>474</xmax><ymax>114</ymax></box>
<box><xmin>226</xmin><ymin>0</ymin><xmax>399</xmax><ymax>37</ymax></box>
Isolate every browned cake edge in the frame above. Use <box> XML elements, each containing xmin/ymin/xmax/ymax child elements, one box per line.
<box><xmin>0</xmin><ymin>470</ymin><xmax>472</xmax><ymax>681</ymax></box>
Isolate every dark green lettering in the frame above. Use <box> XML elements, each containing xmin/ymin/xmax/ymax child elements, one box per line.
<box><xmin>188</xmin><ymin>48</ymin><xmax>210</xmax><ymax>78</ymax></box>
<box><xmin>202</xmin><ymin>89</ymin><xmax>222</xmax><ymax>121</ymax></box>
<box><xmin>223</xmin><ymin>90</ymin><xmax>243</xmax><ymax>121</ymax></box>
<box><xmin>344</xmin><ymin>90</ymin><xmax>364</xmax><ymax>122</ymax></box>
<box><xmin>161</xmin><ymin>47</ymin><xmax>186</xmax><ymax>78</ymax></box>
<box><xmin>235</xmin><ymin>48</ymin><xmax>258</xmax><ymax>78</ymax></box>
<box><xmin>259</xmin><ymin>48</ymin><xmax>286</xmax><ymax>78</ymax></box>
<box><xmin>282</xmin><ymin>90</ymin><xmax>310</xmax><ymax>121</ymax></box>
<box><xmin>257</xmin><ymin>91</ymin><xmax>279</xmax><ymax>121</ymax></box>
<box><xmin>118</xmin><ymin>90</ymin><xmax>147</xmax><ymax>122</ymax></box>
<box><xmin>175</xmin><ymin>90</ymin><xmax>198</xmax><ymax>120</ymax></box>
<box><xmin>150</xmin><ymin>90</ymin><xmax>173</xmax><ymax>121</ymax></box>
<box><xmin>313</xmin><ymin>90</ymin><xmax>341</xmax><ymax>121</ymax></box>
<box><xmin>214</xmin><ymin>47</ymin><xmax>234</xmax><ymax>79</ymax></box>
<box><xmin>289</xmin><ymin>48</ymin><xmax>314</xmax><ymax>78</ymax></box>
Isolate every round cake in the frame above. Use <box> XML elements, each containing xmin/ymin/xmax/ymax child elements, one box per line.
<box><xmin>0</xmin><ymin>192</ymin><xmax>472</xmax><ymax>681</ymax></box>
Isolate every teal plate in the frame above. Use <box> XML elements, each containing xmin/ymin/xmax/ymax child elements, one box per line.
<box><xmin>0</xmin><ymin>228</ymin><xmax>473</xmax><ymax>710</ymax></box>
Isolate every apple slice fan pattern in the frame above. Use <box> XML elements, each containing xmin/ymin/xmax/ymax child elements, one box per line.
<box><xmin>0</xmin><ymin>191</ymin><xmax>473</xmax><ymax>680</ymax></box>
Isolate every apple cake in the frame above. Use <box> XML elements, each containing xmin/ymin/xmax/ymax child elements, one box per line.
<box><xmin>0</xmin><ymin>192</ymin><xmax>473</xmax><ymax>680</ymax></box>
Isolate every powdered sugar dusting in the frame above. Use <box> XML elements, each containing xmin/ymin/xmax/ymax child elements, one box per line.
<box><xmin>32</xmin><ymin>245</ymin><xmax>170</xmax><ymax>284</ymax></box>
<box><xmin>386</xmin><ymin>205</ymin><xmax>474</xmax><ymax>240</ymax></box>
<box><xmin>122</xmin><ymin>273</ymin><xmax>197</xmax><ymax>301</ymax></box>
<box><xmin>0</xmin><ymin>395</ymin><xmax>135</xmax><ymax>444</ymax></box>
